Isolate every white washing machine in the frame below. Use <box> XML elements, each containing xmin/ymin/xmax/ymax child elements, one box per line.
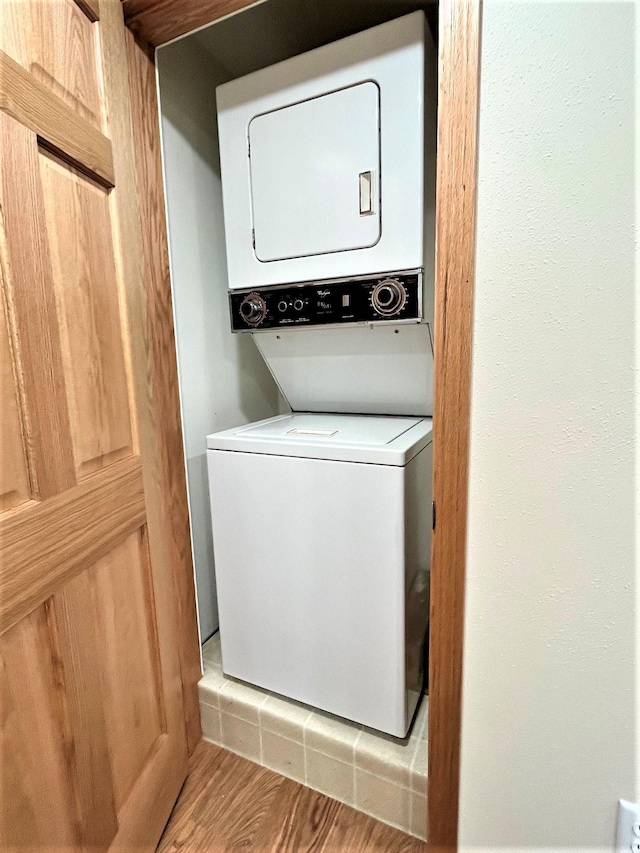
<box><xmin>207</xmin><ymin>413</ymin><xmax>432</xmax><ymax>737</ymax></box>
<box><xmin>208</xmin><ymin>13</ymin><xmax>436</xmax><ymax>737</ymax></box>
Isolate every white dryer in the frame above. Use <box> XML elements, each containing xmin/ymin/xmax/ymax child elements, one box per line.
<box><xmin>216</xmin><ymin>11</ymin><xmax>437</xmax><ymax>418</ymax></box>
<box><xmin>217</xmin><ymin>11</ymin><xmax>434</xmax><ymax>290</ymax></box>
<box><xmin>207</xmin><ymin>413</ymin><xmax>432</xmax><ymax>737</ymax></box>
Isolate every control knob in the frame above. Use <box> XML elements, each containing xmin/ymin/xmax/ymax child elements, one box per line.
<box><xmin>293</xmin><ymin>298</ymin><xmax>304</xmax><ymax>312</ymax></box>
<box><xmin>239</xmin><ymin>293</ymin><xmax>267</xmax><ymax>326</ymax></box>
<box><xmin>371</xmin><ymin>279</ymin><xmax>407</xmax><ymax>317</ymax></box>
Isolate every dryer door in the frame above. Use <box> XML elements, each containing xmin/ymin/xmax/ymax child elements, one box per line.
<box><xmin>249</xmin><ymin>82</ymin><xmax>381</xmax><ymax>262</ymax></box>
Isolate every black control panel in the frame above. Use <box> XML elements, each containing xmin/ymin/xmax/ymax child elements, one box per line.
<box><xmin>229</xmin><ymin>271</ymin><xmax>422</xmax><ymax>332</ymax></box>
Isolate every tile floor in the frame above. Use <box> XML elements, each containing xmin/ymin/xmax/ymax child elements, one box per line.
<box><xmin>199</xmin><ymin>633</ymin><xmax>428</xmax><ymax>840</ymax></box>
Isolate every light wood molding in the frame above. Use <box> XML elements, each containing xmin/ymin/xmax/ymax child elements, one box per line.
<box><xmin>98</xmin><ymin>0</ymin><xmax>191</xmax><ymax>818</ymax></box>
<box><xmin>0</xmin><ymin>457</ymin><xmax>145</xmax><ymax>636</ymax></box>
<box><xmin>0</xmin><ymin>50</ymin><xmax>114</xmax><ymax>186</ymax></box>
<box><xmin>123</xmin><ymin>29</ymin><xmax>202</xmax><ymax>753</ymax></box>
<box><xmin>75</xmin><ymin>0</ymin><xmax>101</xmax><ymax>21</ymax></box>
<box><xmin>122</xmin><ymin>0</ymin><xmax>259</xmax><ymax>47</ymax></box>
<box><xmin>428</xmin><ymin>0</ymin><xmax>481</xmax><ymax>850</ymax></box>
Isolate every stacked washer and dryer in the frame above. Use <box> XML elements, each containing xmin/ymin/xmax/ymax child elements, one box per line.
<box><xmin>207</xmin><ymin>11</ymin><xmax>437</xmax><ymax>738</ymax></box>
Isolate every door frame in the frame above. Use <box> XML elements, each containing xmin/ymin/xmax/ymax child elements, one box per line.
<box><xmin>122</xmin><ymin>1</ymin><xmax>481</xmax><ymax>849</ymax></box>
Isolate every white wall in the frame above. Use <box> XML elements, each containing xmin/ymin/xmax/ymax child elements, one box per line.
<box><xmin>460</xmin><ymin>3</ymin><xmax>636</xmax><ymax>851</ymax></box>
<box><xmin>157</xmin><ymin>40</ymin><xmax>285</xmax><ymax>641</ymax></box>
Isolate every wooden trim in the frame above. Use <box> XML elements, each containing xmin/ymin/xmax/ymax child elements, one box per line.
<box><xmin>122</xmin><ymin>0</ymin><xmax>259</xmax><ymax>47</ymax></box>
<box><xmin>0</xmin><ymin>51</ymin><xmax>114</xmax><ymax>186</ymax></box>
<box><xmin>74</xmin><ymin>0</ymin><xmax>101</xmax><ymax>22</ymax></box>
<box><xmin>427</xmin><ymin>0</ymin><xmax>481</xmax><ymax>850</ymax></box>
<box><xmin>98</xmin><ymin>0</ymin><xmax>190</xmax><ymax>836</ymax></box>
<box><xmin>122</xmin><ymin>30</ymin><xmax>202</xmax><ymax>753</ymax></box>
<box><xmin>0</xmin><ymin>457</ymin><xmax>145</xmax><ymax>636</ymax></box>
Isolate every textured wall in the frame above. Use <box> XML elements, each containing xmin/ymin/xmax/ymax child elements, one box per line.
<box><xmin>157</xmin><ymin>40</ymin><xmax>285</xmax><ymax>641</ymax></box>
<box><xmin>460</xmin><ymin>3</ymin><xmax>636</xmax><ymax>851</ymax></box>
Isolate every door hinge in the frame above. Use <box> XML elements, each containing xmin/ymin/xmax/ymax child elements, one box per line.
<box><xmin>432</xmin><ymin>501</ymin><xmax>436</xmax><ymax>531</ymax></box>
<box><xmin>252</xmin><ymin>228</ymin><xmax>256</xmax><ymax>248</ymax></box>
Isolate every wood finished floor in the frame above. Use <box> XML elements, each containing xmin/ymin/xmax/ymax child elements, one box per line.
<box><xmin>158</xmin><ymin>740</ymin><xmax>428</xmax><ymax>852</ymax></box>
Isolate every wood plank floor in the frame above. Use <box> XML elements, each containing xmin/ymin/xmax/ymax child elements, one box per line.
<box><xmin>158</xmin><ymin>740</ymin><xmax>428</xmax><ymax>852</ymax></box>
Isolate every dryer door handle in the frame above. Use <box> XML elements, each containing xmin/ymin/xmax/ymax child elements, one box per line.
<box><xmin>359</xmin><ymin>170</ymin><xmax>375</xmax><ymax>215</ymax></box>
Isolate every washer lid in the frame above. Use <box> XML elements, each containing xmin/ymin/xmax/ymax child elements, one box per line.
<box><xmin>206</xmin><ymin>413</ymin><xmax>432</xmax><ymax>466</ymax></box>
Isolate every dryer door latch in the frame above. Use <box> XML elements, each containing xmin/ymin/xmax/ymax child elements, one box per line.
<box><xmin>359</xmin><ymin>170</ymin><xmax>374</xmax><ymax>215</ymax></box>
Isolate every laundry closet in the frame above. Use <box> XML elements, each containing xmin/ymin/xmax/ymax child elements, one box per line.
<box><xmin>157</xmin><ymin>0</ymin><xmax>438</xmax><ymax>837</ymax></box>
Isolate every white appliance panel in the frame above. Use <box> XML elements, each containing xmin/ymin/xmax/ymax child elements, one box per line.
<box><xmin>255</xmin><ymin>323</ymin><xmax>434</xmax><ymax>416</ymax></box>
<box><xmin>217</xmin><ymin>12</ymin><xmax>430</xmax><ymax>289</ymax></box>
<box><xmin>250</xmin><ymin>82</ymin><xmax>381</xmax><ymax>261</ymax></box>
<box><xmin>207</xmin><ymin>440</ymin><xmax>432</xmax><ymax>736</ymax></box>
<box><xmin>206</xmin><ymin>412</ymin><xmax>432</xmax><ymax>465</ymax></box>
<box><xmin>404</xmin><ymin>440</ymin><xmax>432</xmax><ymax>715</ymax></box>
<box><xmin>237</xmin><ymin>412</ymin><xmax>417</xmax><ymax>445</ymax></box>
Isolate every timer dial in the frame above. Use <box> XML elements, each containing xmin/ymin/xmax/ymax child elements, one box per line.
<box><xmin>371</xmin><ymin>279</ymin><xmax>407</xmax><ymax>317</ymax></box>
<box><xmin>240</xmin><ymin>293</ymin><xmax>267</xmax><ymax>326</ymax></box>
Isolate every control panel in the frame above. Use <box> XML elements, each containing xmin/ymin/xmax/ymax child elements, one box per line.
<box><xmin>229</xmin><ymin>271</ymin><xmax>422</xmax><ymax>332</ymax></box>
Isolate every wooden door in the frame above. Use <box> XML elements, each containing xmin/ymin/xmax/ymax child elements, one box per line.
<box><xmin>0</xmin><ymin>0</ymin><xmax>198</xmax><ymax>848</ymax></box>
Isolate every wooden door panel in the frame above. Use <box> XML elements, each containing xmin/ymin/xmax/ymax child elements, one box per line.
<box><xmin>53</xmin><ymin>569</ymin><xmax>120</xmax><ymax>851</ymax></box>
<box><xmin>90</xmin><ymin>529</ymin><xmax>165</xmax><ymax>809</ymax></box>
<box><xmin>0</xmin><ymin>0</ymin><xmax>104</xmax><ymax>131</ymax></box>
<box><xmin>39</xmin><ymin>150</ymin><xmax>135</xmax><ymax>478</ymax></box>
<box><xmin>0</xmin><ymin>0</ymin><xmax>196</xmax><ymax>847</ymax></box>
<box><xmin>51</xmin><ymin>527</ymin><xmax>167</xmax><ymax>840</ymax></box>
<box><xmin>0</xmin><ymin>111</ymin><xmax>77</xmax><ymax>499</ymax></box>
<box><xmin>0</xmin><ymin>604</ymin><xmax>80</xmax><ymax>850</ymax></box>
<box><xmin>0</xmin><ymin>294</ymin><xmax>31</xmax><ymax>512</ymax></box>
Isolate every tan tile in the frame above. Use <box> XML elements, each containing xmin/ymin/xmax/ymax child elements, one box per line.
<box><xmin>259</xmin><ymin>694</ymin><xmax>313</xmax><ymax>742</ymax></box>
<box><xmin>202</xmin><ymin>634</ymin><xmax>223</xmax><ymax>672</ymax></box>
<box><xmin>304</xmin><ymin>710</ymin><xmax>361</xmax><ymax>763</ymax></box>
<box><xmin>410</xmin><ymin>736</ymin><xmax>427</xmax><ymax>793</ymax></box>
<box><xmin>220</xmin><ymin>713</ymin><xmax>261</xmax><ymax>762</ymax></box>
<box><xmin>410</xmin><ymin>791</ymin><xmax>428</xmax><ymax>841</ymax></box>
<box><xmin>355</xmin><ymin>769</ymin><xmax>412</xmax><ymax>834</ymax></box>
<box><xmin>200</xmin><ymin>703</ymin><xmax>222</xmax><ymax>744</ymax></box>
<box><xmin>261</xmin><ymin>730</ymin><xmax>305</xmax><ymax>782</ymax></box>
<box><xmin>305</xmin><ymin>749</ymin><xmax>355</xmax><ymax>805</ymax></box>
<box><xmin>356</xmin><ymin>727</ymin><xmax>416</xmax><ymax>788</ymax></box>
<box><xmin>198</xmin><ymin>667</ymin><xmax>226</xmax><ymax>706</ymax></box>
<box><xmin>218</xmin><ymin>677</ymin><xmax>268</xmax><ymax>724</ymax></box>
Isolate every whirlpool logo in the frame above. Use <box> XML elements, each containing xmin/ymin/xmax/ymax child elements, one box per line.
<box><xmin>316</xmin><ymin>289</ymin><xmax>331</xmax><ymax>297</ymax></box>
